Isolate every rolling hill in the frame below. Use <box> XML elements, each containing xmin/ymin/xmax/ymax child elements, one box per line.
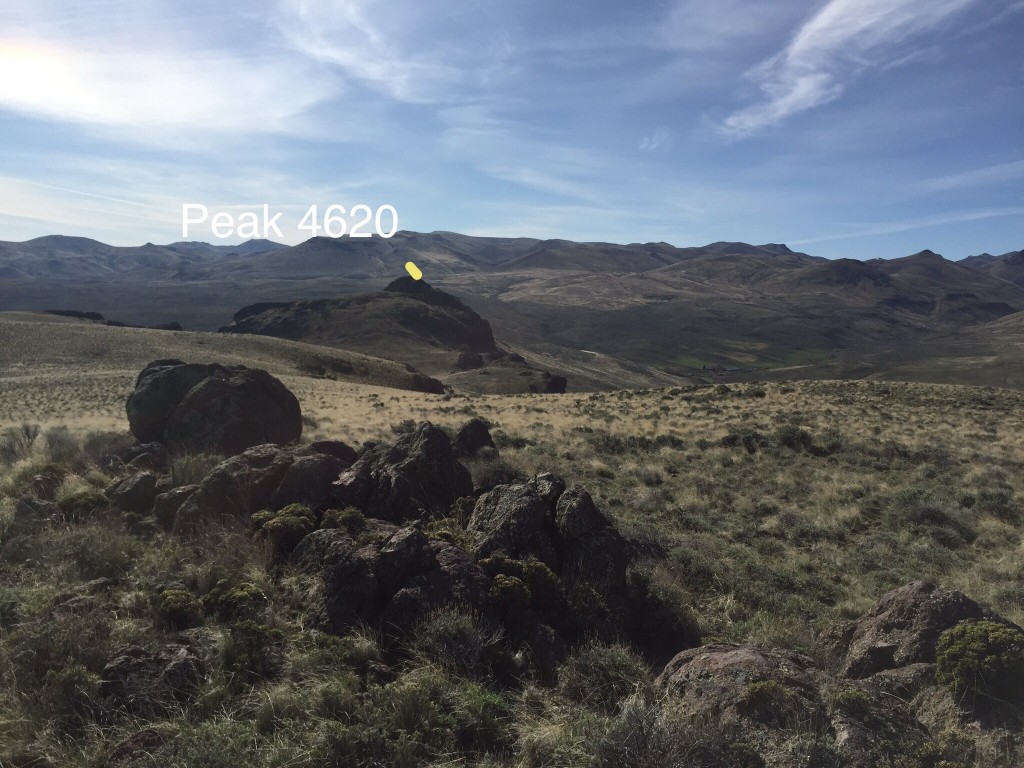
<box><xmin>1</xmin><ymin>232</ymin><xmax>1023</xmax><ymax>390</ymax></box>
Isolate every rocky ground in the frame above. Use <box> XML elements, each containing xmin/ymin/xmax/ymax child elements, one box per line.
<box><xmin>1</xmin><ymin>363</ymin><xmax>1023</xmax><ymax>767</ymax></box>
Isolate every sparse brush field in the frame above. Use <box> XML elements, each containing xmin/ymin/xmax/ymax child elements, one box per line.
<box><xmin>1</xmin><ymin>373</ymin><xmax>1023</xmax><ymax>766</ymax></box>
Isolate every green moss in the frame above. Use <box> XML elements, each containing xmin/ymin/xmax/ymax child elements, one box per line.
<box><xmin>935</xmin><ymin>620</ymin><xmax>1024</xmax><ymax>704</ymax></box>
<box><xmin>252</xmin><ymin>503</ymin><xmax>315</xmax><ymax>555</ymax></box>
<box><xmin>157</xmin><ymin>588</ymin><xmax>204</xmax><ymax>630</ymax></box>
<box><xmin>204</xmin><ymin>579</ymin><xmax>267</xmax><ymax>620</ymax></box>
<box><xmin>489</xmin><ymin>574</ymin><xmax>531</xmax><ymax>614</ymax></box>
<box><xmin>56</xmin><ymin>486</ymin><xmax>107</xmax><ymax>522</ymax></box>
<box><xmin>321</xmin><ymin>506</ymin><xmax>366</xmax><ymax>533</ymax></box>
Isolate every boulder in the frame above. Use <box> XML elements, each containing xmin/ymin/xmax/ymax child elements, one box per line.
<box><xmin>294</xmin><ymin>523</ymin><xmax>486</xmax><ymax>638</ymax></box>
<box><xmin>455</xmin><ymin>351</ymin><xmax>485</xmax><ymax>371</ymax></box>
<box><xmin>657</xmin><ymin>643</ymin><xmax>936</xmax><ymax>768</ymax></box>
<box><xmin>172</xmin><ymin>445</ymin><xmax>294</xmax><ymax>533</ymax></box>
<box><xmin>542</xmin><ymin>374</ymin><xmax>568</xmax><ymax>394</ymax></box>
<box><xmin>821</xmin><ymin>581</ymin><xmax>1015</xmax><ymax>679</ymax></box>
<box><xmin>119</xmin><ymin>442</ymin><xmax>168</xmax><ymax>472</ymax></box>
<box><xmin>126</xmin><ymin>360</ymin><xmax>223</xmax><ymax>443</ymax></box>
<box><xmin>553</xmin><ymin>485</ymin><xmax>629</xmax><ymax>586</ymax></box>
<box><xmin>170</xmin><ymin>441</ymin><xmax>356</xmax><ymax>533</ymax></box>
<box><xmin>453</xmin><ymin>418</ymin><xmax>497</xmax><ymax>458</ymax></box>
<box><xmin>108</xmin><ymin>472</ymin><xmax>158</xmax><ymax>514</ymax></box>
<box><xmin>26</xmin><ymin>469</ymin><xmax>65</xmax><ymax>501</ymax></box>
<box><xmin>295</xmin><ymin>527</ymin><xmax>386</xmax><ymax>632</ymax></box>
<box><xmin>270</xmin><ymin>453</ymin><xmax>350</xmax><ymax>509</ymax></box>
<box><xmin>15</xmin><ymin>495</ymin><xmax>59</xmax><ymax>522</ymax></box>
<box><xmin>101</xmin><ymin>644</ymin><xmax>204</xmax><ymax>717</ymax></box>
<box><xmin>330</xmin><ymin>422</ymin><xmax>471</xmax><ymax>521</ymax></box>
<box><xmin>309</xmin><ymin>439</ymin><xmax>359</xmax><ymax>464</ymax></box>
<box><xmin>380</xmin><ymin>544</ymin><xmax>488</xmax><ymax>637</ymax></box>
<box><xmin>527</xmin><ymin>472</ymin><xmax>566</xmax><ymax>507</ymax></box>
<box><xmin>153</xmin><ymin>485</ymin><xmax>198</xmax><ymax>530</ymax></box>
<box><xmin>657</xmin><ymin>643</ymin><xmax>827</xmax><ymax>729</ymax></box>
<box><xmin>126</xmin><ymin>360</ymin><xmax>302</xmax><ymax>455</ymax></box>
<box><xmin>469</xmin><ymin>484</ymin><xmax>559</xmax><ymax>568</ymax></box>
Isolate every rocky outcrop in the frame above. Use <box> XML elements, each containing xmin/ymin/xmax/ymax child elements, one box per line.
<box><xmin>821</xmin><ymin>581</ymin><xmax>1015</xmax><ymax>679</ymax></box>
<box><xmin>126</xmin><ymin>360</ymin><xmax>302</xmax><ymax>455</ymax></box>
<box><xmin>657</xmin><ymin>643</ymin><xmax>930</xmax><ymax>768</ymax></box>
<box><xmin>330</xmin><ymin>422</ymin><xmax>472</xmax><ymax>521</ymax></box>
<box><xmin>173</xmin><ymin>442</ymin><xmax>355</xmax><ymax>533</ymax></box>
<box><xmin>294</xmin><ymin>522</ymin><xmax>487</xmax><ymax>638</ymax></box>
<box><xmin>101</xmin><ymin>644</ymin><xmax>204</xmax><ymax>717</ymax></box>
<box><xmin>469</xmin><ymin>484</ymin><xmax>559</xmax><ymax>568</ymax></box>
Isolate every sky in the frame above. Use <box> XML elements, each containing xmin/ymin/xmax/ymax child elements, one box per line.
<box><xmin>0</xmin><ymin>0</ymin><xmax>1022</xmax><ymax>259</ymax></box>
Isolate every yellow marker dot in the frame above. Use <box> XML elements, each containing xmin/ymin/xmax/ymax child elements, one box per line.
<box><xmin>405</xmin><ymin>261</ymin><xmax>423</xmax><ymax>280</ymax></box>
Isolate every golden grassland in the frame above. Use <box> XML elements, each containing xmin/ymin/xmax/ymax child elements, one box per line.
<box><xmin>3</xmin><ymin>335</ymin><xmax>1024</xmax><ymax>766</ymax></box>
<box><xmin>5</xmin><ymin>353</ymin><xmax>1023</xmax><ymax>642</ymax></box>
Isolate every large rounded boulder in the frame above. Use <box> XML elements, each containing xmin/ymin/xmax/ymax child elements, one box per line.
<box><xmin>126</xmin><ymin>360</ymin><xmax>302</xmax><ymax>455</ymax></box>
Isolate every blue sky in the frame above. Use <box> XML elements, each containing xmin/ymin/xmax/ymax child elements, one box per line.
<box><xmin>0</xmin><ymin>0</ymin><xmax>1021</xmax><ymax>259</ymax></box>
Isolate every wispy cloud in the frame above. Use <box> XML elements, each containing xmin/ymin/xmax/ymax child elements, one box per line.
<box><xmin>658</xmin><ymin>0</ymin><xmax>804</xmax><ymax>53</ymax></box>
<box><xmin>917</xmin><ymin>159</ymin><xmax>1024</xmax><ymax>192</ymax></box>
<box><xmin>0</xmin><ymin>23</ymin><xmax>332</xmax><ymax>146</ymax></box>
<box><xmin>439</xmin><ymin>105</ymin><xmax>614</xmax><ymax>204</ymax></box>
<box><xmin>639</xmin><ymin>128</ymin><xmax>672</xmax><ymax>151</ymax></box>
<box><xmin>791</xmin><ymin>206</ymin><xmax>1024</xmax><ymax>245</ymax></box>
<box><xmin>721</xmin><ymin>0</ymin><xmax>979</xmax><ymax>138</ymax></box>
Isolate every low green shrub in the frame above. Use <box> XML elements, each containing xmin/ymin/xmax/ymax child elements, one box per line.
<box><xmin>556</xmin><ymin>642</ymin><xmax>648</xmax><ymax>714</ymax></box>
<box><xmin>56</xmin><ymin>486</ymin><xmax>107</xmax><ymax>522</ymax></box>
<box><xmin>44</xmin><ymin>426</ymin><xmax>80</xmax><ymax>463</ymax></box>
<box><xmin>204</xmin><ymin>579</ymin><xmax>267</xmax><ymax>620</ymax></box>
<box><xmin>157</xmin><ymin>588</ymin><xmax>204</xmax><ymax>629</ymax></box>
<box><xmin>252</xmin><ymin>503</ymin><xmax>315</xmax><ymax>555</ymax></box>
<box><xmin>37</xmin><ymin>663</ymin><xmax>102</xmax><ymax>733</ymax></box>
<box><xmin>775</xmin><ymin>424</ymin><xmax>815</xmax><ymax>452</ymax></box>
<box><xmin>412</xmin><ymin>607</ymin><xmax>503</xmax><ymax>679</ymax></box>
<box><xmin>223</xmin><ymin>620</ymin><xmax>287</xmax><ymax>683</ymax></box>
<box><xmin>935</xmin><ymin>620</ymin><xmax>1024</xmax><ymax>705</ymax></box>
<box><xmin>321</xmin><ymin>505</ymin><xmax>365</xmax><ymax>533</ymax></box>
<box><xmin>170</xmin><ymin>453</ymin><xmax>223</xmax><ymax>487</ymax></box>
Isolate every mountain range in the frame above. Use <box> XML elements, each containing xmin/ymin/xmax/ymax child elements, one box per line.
<box><xmin>0</xmin><ymin>232</ymin><xmax>1022</xmax><ymax>390</ymax></box>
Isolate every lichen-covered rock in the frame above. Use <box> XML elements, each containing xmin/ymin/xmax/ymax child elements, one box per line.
<box><xmin>153</xmin><ymin>485</ymin><xmax>197</xmax><ymax>530</ymax></box>
<box><xmin>101</xmin><ymin>644</ymin><xmax>204</xmax><ymax>717</ymax></box>
<box><xmin>294</xmin><ymin>524</ymin><xmax>486</xmax><ymax>638</ymax></box>
<box><xmin>126</xmin><ymin>360</ymin><xmax>302</xmax><ymax>455</ymax></box>
<box><xmin>553</xmin><ymin>485</ymin><xmax>629</xmax><ymax>587</ymax></box>
<box><xmin>821</xmin><ymin>581</ymin><xmax>1016</xmax><ymax>679</ymax></box>
<box><xmin>170</xmin><ymin>441</ymin><xmax>356</xmax><ymax>533</ymax></box>
<box><xmin>330</xmin><ymin>422</ymin><xmax>471</xmax><ymax>521</ymax></box>
<box><xmin>657</xmin><ymin>644</ymin><xmax>827</xmax><ymax>728</ymax></box>
<box><xmin>172</xmin><ymin>445</ymin><xmax>294</xmax><ymax>533</ymax></box>
<box><xmin>469</xmin><ymin>484</ymin><xmax>559</xmax><ymax>568</ymax></box>
<box><xmin>108</xmin><ymin>472</ymin><xmax>158</xmax><ymax>514</ymax></box>
<box><xmin>126</xmin><ymin>360</ymin><xmax>220</xmax><ymax>444</ymax></box>
<box><xmin>270</xmin><ymin>453</ymin><xmax>350</xmax><ymax>509</ymax></box>
<box><xmin>15</xmin><ymin>494</ymin><xmax>60</xmax><ymax>522</ymax></box>
<box><xmin>657</xmin><ymin>643</ymin><xmax>934</xmax><ymax>768</ymax></box>
<box><xmin>527</xmin><ymin>472</ymin><xmax>566</xmax><ymax>507</ymax></box>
